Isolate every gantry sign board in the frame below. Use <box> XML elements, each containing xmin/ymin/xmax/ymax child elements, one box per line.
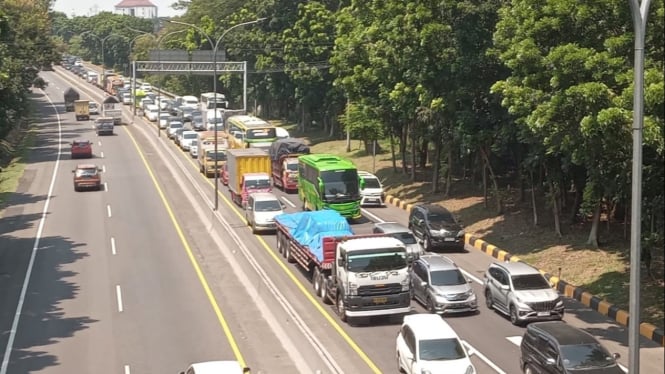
<box><xmin>134</xmin><ymin>61</ymin><xmax>246</xmax><ymax>76</ymax></box>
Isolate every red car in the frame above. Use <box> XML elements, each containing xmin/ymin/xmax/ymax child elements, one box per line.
<box><xmin>72</xmin><ymin>164</ymin><xmax>102</xmax><ymax>191</ymax></box>
<box><xmin>71</xmin><ymin>139</ymin><xmax>92</xmax><ymax>159</ymax></box>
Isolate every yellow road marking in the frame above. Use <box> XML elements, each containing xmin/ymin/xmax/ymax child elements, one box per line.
<box><xmin>122</xmin><ymin>126</ymin><xmax>246</xmax><ymax>367</ymax></box>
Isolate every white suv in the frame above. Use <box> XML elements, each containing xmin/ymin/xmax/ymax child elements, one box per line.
<box><xmin>396</xmin><ymin>314</ymin><xmax>476</xmax><ymax>374</ymax></box>
<box><xmin>358</xmin><ymin>171</ymin><xmax>384</xmax><ymax>206</ymax></box>
<box><xmin>245</xmin><ymin>192</ymin><xmax>285</xmax><ymax>233</ymax></box>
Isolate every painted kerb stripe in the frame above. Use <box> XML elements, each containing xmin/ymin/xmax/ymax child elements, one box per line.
<box><xmin>384</xmin><ymin>194</ymin><xmax>665</xmax><ymax>346</ymax></box>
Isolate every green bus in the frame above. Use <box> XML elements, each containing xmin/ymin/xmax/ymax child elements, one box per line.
<box><xmin>297</xmin><ymin>154</ymin><xmax>364</xmax><ymax>219</ymax></box>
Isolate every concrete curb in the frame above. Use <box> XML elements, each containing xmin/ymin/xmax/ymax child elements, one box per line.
<box><xmin>384</xmin><ymin>194</ymin><xmax>665</xmax><ymax>347</ymax></box>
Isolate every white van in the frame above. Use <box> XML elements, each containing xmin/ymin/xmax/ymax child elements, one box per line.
<box><xmin>181</xmin><ymin>95</ymin><xmax>199</xmax><ymax>109</ymax></box>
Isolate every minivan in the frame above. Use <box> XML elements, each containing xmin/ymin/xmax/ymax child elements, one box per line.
<box><xmin>245</xmin><ymin>192</ymin><xmax>285</xmax><ymax>233</ymax></box>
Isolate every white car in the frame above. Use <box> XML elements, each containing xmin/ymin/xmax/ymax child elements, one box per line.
<box><xmin>157</xmin><ymin>112</ymin><xmax>172</xmax><ymax>129</ymax></box>
<box><xmin>189</xmin><ymin>140</ymin><xmax>199</xmax><ymax>158</ymax></box>
<box><xmin>121</xmin><ymin>93</ymin><xmax>132</xmax><ymax>105</ymax></box>
<box><xmin>140</xmin><ymin>82</ymin><xmax>152</xmax><ymax>92</ymax></box>
<box><xmin>180</xmin><ymin>130</ymin><xmax>198</xmax><ymax>151</ymax></box>
<box><xmin>88</xmin><ymin>102</ymin><xmax>99</xmax><ymax>115</ymax></box>
<box><xmin>179</xmin><ymin>361</ymin><xmax>249</xmax><ymax>374</ymax></box>
<box><xmin>167</xmin><ymin>120</ymin><xmax>184</xmax><ymax>138</ymax></box>
<box><xmin>358</xmin><ymin>170</ymin><xmax>385</xmax><ymax>206</ymax></box>
<box><xmin>144</xmin><ymin>104</ymin><xmax>159</xmax><ymax>122</ymax></box>
<box><xmin>396</xmin><ymin>314</ymin><xmax>476</xmax><ymax>374</ymax></box>
<box><xmin>245</xmin><ymin>192</ymin><xmax>285</xmax><ymax>233</ymax></box>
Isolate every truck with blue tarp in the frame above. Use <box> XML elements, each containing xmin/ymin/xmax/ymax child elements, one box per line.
<box><xmin>274</xmin><ymin>210</ymin><xmax>412</xmax><ymax>323</ymax></box>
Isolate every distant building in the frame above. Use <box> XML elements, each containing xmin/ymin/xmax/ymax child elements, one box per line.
<box><xmin>114</xmin><ymin>0</ymin><xmax>157</xmax><ymax>19</ymax></box>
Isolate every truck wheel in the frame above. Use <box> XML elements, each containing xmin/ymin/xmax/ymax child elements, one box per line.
<box><xmin>276</xmin><ymin>232</ymin><xmax>283</xmax><ymax>254</ymax></box>
<box><xmin>285</xmin><ymin>242</ymin><xmax>295</xmax><ymax>263</ymax></box>
<box><xmin>321</xmin><ymin>278</ymin><xmax>332</xmax><ymax>305</ymax></box>
<box><xmin>313</xmin><ymin>268</ymin><xmax>322</xmax><ymax>296</ymax></box>
<box><xmin>337</xmin><ymin>293</ymin><xmax>347</xmax><ymax>322</ymax></box>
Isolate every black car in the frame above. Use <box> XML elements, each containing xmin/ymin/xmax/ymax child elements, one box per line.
<box><xmin>408</xmin><ymin>203</ymin><xmax>464</xmax><ymax>251</ymax></box>
<box><xmin>520</xmin><ymin>321</ymin><xmax>623</xmax><ymax>374</ymax></box>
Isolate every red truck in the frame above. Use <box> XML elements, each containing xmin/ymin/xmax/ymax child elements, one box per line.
<box><xmin>269</xmin><ymin>139</ymin><xmax>309</xmax><ymax>192</ymax></box>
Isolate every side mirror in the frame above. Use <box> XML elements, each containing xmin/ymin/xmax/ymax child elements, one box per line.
<box><xmin>98</xmin><ymin>168</ymin><xmax>103</xmax><ymax>172</ymax></box>
<box><xmin>545</xmin><ymin>358</ymin><xmax>556</xmax><ymax>366</ymax></box>
<box><xmin>71</xmin><ymin>169</ymin><xmax>75</xmax><ymax>173</ymax></box>
<box><xmin>246</xmin><ymin>205</ymin><xmax>252</xmax><ymax>211</ymax></box>
<box><xmin>337</xmin><ymin>258</ymin><xmax>345</xmax><ymax>267</ymax></box>
<box><xmin>612</xmin><ymin>353</ymin><xmax>621</xmax><ymax>360</ymax></box>
<box><xmin>500</xmin><ymin>284</ymin><xmax>510</xmax><ymax>291</ymax></box>
<box><xmin>420</xmin><ymin>281</ymin><xmax>427</xmax><ymax>287</ymax></box>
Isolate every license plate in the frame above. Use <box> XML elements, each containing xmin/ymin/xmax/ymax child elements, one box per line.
<box><xmin>373</xmin><ymin>297</ymin><xmax>388</xmax><ymax>304</ymax></box>
<box><xmin>444</xmin><ymin>238</ymin><xmax>456</xmax><ymax>242</ymax></box>
<box><xmin>537</xmin><ymin>311</ymin><xmax>550</xmax><ymax>317</ymax></box>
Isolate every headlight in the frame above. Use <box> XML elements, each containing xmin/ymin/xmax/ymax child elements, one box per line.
<box><xmin>458</xmin><ymin>230</ymin><xmax>466</xmax><ymax>237</ymax></box>
<box><xmin>465</xmin><ymin>364</ymin><xmax>475</xmax><ymax>374</ymax></box>
<box><xmin>555</xmin><ymin>298</ymin><xmax>563</xmax><ymax>307</ymax></box>
<box><xmin>421</xmin><ymin>370</ymin><xmax>432</xmax><ymax>374</ymax></box>
<box><xmin>347</xmin><ymin>282</ymin><xmax>358</xmax><ymax>296</ymax></box>
<box><xmin>400</xmin><ymin>276</ymin><xmax>410</xmax><ymax>291</ymax></box>
<box><xmin>431</xmin><ymin>230</ymin><xmax>446</xmax><ymax>237</ymax></box>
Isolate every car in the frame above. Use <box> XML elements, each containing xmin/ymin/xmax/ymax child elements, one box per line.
<box><xmin>372</xmin><ymin>222</ymin><xmax>422</xmax><ymax>262</ymax></box>
<box><xmin>245</xmin><ymin>192</ymin><xmax>285</xmax><ymax>233</ymax></box>
<box><xmin>408</xmin><ymin>203</ymin><xmax>465</xmax><ymax>251</ymax></box>
<box><xmin>520</xmin><ymin>321</ymin><xmax>623</xmax><ymax>374</ymax></box>
<box><xmin>410</xmin><ymin>254</ymin><xmax>478</xmax><ymax>314</ymax></box>
<box><xmin>121</xmin><ymin>92</ymin><xmax>132</xmax><ymax>105</ymax></box>
<box><xmin>484</xmin><ymin>261</ymin><xmax>564</xmax><ymax>326</ymax></box>
<box><xmin>139</xmin><ymin>82</ymin><xmax>152</xmax><ymax>91</ymax></box>
<box><xmin>144</xmin><ymin>104</ymin><xmax>160</xmax><ymax>122</ymax></box>
<box><xmin>140</xmin><ymin>98</ymin><xmax>154</xmax><ymax>111</ymax></box>
<box><xmin>191</xmin><ymin>111</ymin><xmax>205</xmax><ymax>130</ymax></box>
<box><xmin>180</xmin><ymin>130</ymin><xmax>198</xmax><ymax>151</ymax></box>
<box><xmin>276</xmin><ymin>126</ymin><xmax>290</xmax><ymax>139</ymax></box>
<box><xmin>396</xmin><ymin>314</ymin><xmax>476</xmax><ymax>374</ymax></box>
<box><xmin>72</xmin><ymin>164</ymin><xmax>102</xmax><ymax>191</ymax></box>
<box><xmin>157</xmin><ymin>112</ymin><xmax>172</xmax><ymax>128</ymax></box>
<box><xmin>88</xmin><ymin>101</ymin><xmax>99</xmax><ymax>115</ymax></box>
<box><xmin>173</xmin><ymin>128</ymin><xmax>185</xmax><ymax>145</ymax></box>
<box><xmin>189</xmin><ymin>140</ymin><xmax>199</xmax><ymax>158</ymax></box>
<box><xmin>176</xmin><ymin>106</ymin><xmax>195</xmax><ymax>122</ymax></box>
<box><xmin>358</xmin><ymin>170</ymin><xmax>384</xmax><ymax>206</ymax></box>
<box><xmin>179</xmin><ymin>360</ymin><xmax>250</xmax><ymax>374</ymax></box>
<box><xmin>70</xmin><ymin>139</ymin><xmax>92</xmax><ymax>159</ymax></box>
<box><xmin>167</xmin><ymin>120</ymin><xmax>184</xmax><ymax>139</ymax></box>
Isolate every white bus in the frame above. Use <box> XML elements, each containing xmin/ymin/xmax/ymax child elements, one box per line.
<box><xmin>200</xmin><ymin>92</ymin><xmax>229</xmax><ymax>111</ymax></box>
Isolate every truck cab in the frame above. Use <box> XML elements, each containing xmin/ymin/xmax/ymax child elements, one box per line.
<box><xmin>239</xmin><ymin>173</ymin><xmax>271</xmax><ymax>207</ymax></box>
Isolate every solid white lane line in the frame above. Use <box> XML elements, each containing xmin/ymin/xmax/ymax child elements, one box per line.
<box><xmin>104</xmin><ymin>182</ymin><xmax>108</xmax><ymax>192</ymax></box>
<box><xmin>115</xmin><ymin>285</ymin><xmax>124</xmax><ymax>312</ymax></box>
<box><xmin>100</xmin><ymin>151</ymin><xmax>105</xmax><ymax>158</ymax></box>
<box><xmin>280</xmin><ymin>196</ymin><xmax>296</xmax><ymax>208</ymax></box>
<box><xmin>102</xmin><ymin>165</ymin><xmax>106</xmax><ymax>173</ymax></box>
<box><xmin>98</xmin><ymin>140</ymin><xmax>102</xmax><ymax>146</ymax></box>
<box><xmin>360</xmin><ymin>208</ymin><xmax>384</xmax><ymax>223</ymax></box>
<box><xmin>460</xmin><ymin>268</ymin><xmax>483</xmax><ymax>285</ymax></box>
<box><xmin>124</xmin><ymin>365</ymin><xmax>131</xmax><ymax>374</ymax></box>
<box><xmin>107</xmin><ymin>205</ymin><xmax>112</xmax><ymax>218</ymax></box>
<box><xmin>1</xmin><ymin>90</ymin><xmax>62</xmax><ymax>374</ymax></box>
<box><xmin>111</xmin><ymin>237</ymin><xmax>117</xmax><ymax>255</ymax></box>
<box><xmin>462</xmin><ymin>341</ymin><xmax>506</xmax><ymax>374</ymax></box>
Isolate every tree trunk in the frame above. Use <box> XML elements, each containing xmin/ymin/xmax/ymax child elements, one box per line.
<box><xmin>390</xmin><ymin>131</ymin><xmax>397</xmax><ymax>172</ymax></box>
<box><xmin>480</xmin><ymin>146</ymin><xmax>503</xmax><ymax>215</ymax></box>
<box><xmin>624</xmin><ymin>203</ymin><xmax>629</xmax><ymax>239</ymax></box>
<box><xmin>445</xmin><ymin>148</ymin><xmax>452</xmax><ymax>197</ymax></box>
<box><xmin>418</xmin><ymin>138</ymin><xmax>428</xmax><ymax>169</ymax></box>
<box><xmin>547</xmin><ymin>174</ymin><xmax>563</xmax><ymax>237</ymax></box>
<box><xmin>530</xmin><ymin>170</ymin><xmax>538</xmax><ymax>226</ymax></box>
<box><xmin>431</xmin><ymin>136</ymin><xmax>442</xmax><ymax>193</ymax></box>
<box><xmin>483</xmin><ymin>163</ymin><xmax>488</xmax><ymax>208</ymax></box>
<box><xmin>410</xmin><ymin>124</ymin><xmax>417</xmax><ymax>181</ymax></box>
<box><xmin>569</xmin><ymin>188</ymin><xmax>582</xmax><ymax>225</ymax></box>
<box><xmin>400</xmin><ymin>126</ymin><xmax>408</xmax><ymax>174</ymax></box>
<box><xmin>345</xmin><ymin>126</ymin><xmax>351</xmax><ymax>152</ymax></box>
<box><xmin>586</xmin><ymin>201</ymin><xmax>601</xmax><ymax>247</ymax></box>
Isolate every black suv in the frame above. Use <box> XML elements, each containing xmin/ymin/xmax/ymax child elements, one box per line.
<box><xmin>520</xmin><ymin>321</ymin><xmax>623</xmax><ymax>374</ymax></box>
<box><xmin>408</xmin><ymin>204</ymin><xmax>465</xmax><ymax>251</ymax></box>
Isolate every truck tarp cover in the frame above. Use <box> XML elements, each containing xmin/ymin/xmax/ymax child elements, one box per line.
<box><xmin>275</xmin><ymin>211</ymin><xmax>352</xmax><ymax>262</ymax></box>
<box><xmin>269</xmin><ymin>139</ymin><xmax>310</xmax><ymax>161</ymax></box>
<box><xmin>103</xmin><ymin>96</ymin><xmax>120</xmax><ymax>104</ymax></box>
<box><xmin>64</xmin><ymin>88</ymin><xmax>79</xmax><ymax>100</ymax></box>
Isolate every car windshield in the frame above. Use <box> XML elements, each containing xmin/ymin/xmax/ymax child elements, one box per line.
<box><xmin>75</xmin><ymin>168</ymin><xmax>97</xmax><ymax>177</ymax></box>
<box><xmin>346</xmin><ymin>251</ymin><xmax>407</xmax><ymax>272</ymax></box>
<box><xmin>183</xmin><ymin>133</ymin><xmax>197</xmax><ymax>139</ymax></box>
<box><xmin>560</xmin><ymin>344</ymin><xmax>616</xmax><ymax>369</ymax></box>
<box><xmin>205</xmin><ymin>151</ymin><xmax>227</xmax><ymax>161</ymax></box>
<box><xmin>254</xmin><ymin>200</ymin><xmax>282</xmax><ymax>212</ymax></box>
<box><xmin>419</xmin><ymin>338</ymin><xmax>466</xmax><ymax>361</ymax></box>
<box><xmin>286</xmin><ymin>163</ymin><xmax>298</xmax><ymax>172</ymax></box>
<box><xmin>427</xmin><ymin>211</ymin><xmax>453</xmax><ymax>223</ymax></box>
<box><xmin>391</xmin><ymin>231</ymin><xmax>417</xmax><ymax>245</ymax></box>
<box><xmin>73</xmin><ymin>141</ymin><xmax>90</xmax><ymax>147</ymax></box>
<box><xmin>511</xmin><ymin>274</ymin><xmax>550</xmax><ymax>290</ymax></box>
<box><xmin>245</xmin><ymin>179</ymin><xmax>271</xmax><ymax>189</ymax></box>
<box><xmin>363</xmin><ymin>177</ymin><xmax>381</xmax><ymax>189</ymax></box>
<box><xmin>170</xmin><ymin>123</ymin><xmax>183</xmax><ymax>129</ymax></box>
<box><xmin>430</xmin><ymin>269</ymin><xmax>466</xmax><ymax>286</ymax></box>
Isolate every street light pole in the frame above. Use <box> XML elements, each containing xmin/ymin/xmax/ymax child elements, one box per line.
<box><xmin>156</xmin><ymin>29</ymin><xmax>187</xmax><ymax>137</ymax></box>
<box><xmin>81</xmin><ymin>31</ymin><xmax>127</xmax><ymax>88</ymax></box>
<box><xmin>628</xmin><ymin>1</ymin><xmax>652</xmax><ymax>373</ymax></box>
<box><xmin>168</xmin><ymin>18</ymin><xmax>266</xmax><ymax>211</ymax></box>
<box><xmin>127</xmin><ymin>33</ymin><xmax>157</xmax><ymax>117</ymax></box>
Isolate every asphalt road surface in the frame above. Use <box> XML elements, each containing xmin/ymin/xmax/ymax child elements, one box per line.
<box><xmin>0</xmin><ymin>66</ymin><xmax>662</xmax><ymax>374</ymax></box>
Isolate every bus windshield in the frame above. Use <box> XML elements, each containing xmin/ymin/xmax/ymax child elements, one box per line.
<box><xmin>246</xmin><ymin>128</ymin><xmax>277</xmax><ymax>140</ymax></box>
<box><xmin>321</xmin><ymin>169</ymin><xmax>359</xmax><ymax>201</ymax></box>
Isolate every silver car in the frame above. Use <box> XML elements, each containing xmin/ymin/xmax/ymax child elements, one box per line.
<box><xmin>245</xmin><ymin>192</ymin><xmax>285</xmax><ymax>234</ymax></box>
<box><xmin>484</xmin><ymin>261</ymin><xmax>564</xmax><ymax>325</ymax></box>
<box><xmin>372</xmin><ymin>222</ymin><xmax>423</xmax><ymax>262</ymax></box>
<box><xmin>410</xmin><ymin>254</ymin><xmax>477</xmax><ymax>314</ymax></box>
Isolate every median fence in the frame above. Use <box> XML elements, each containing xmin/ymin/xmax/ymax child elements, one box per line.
<box><xmin>384</xmin><ymin>194</ymin><xmax>665</xmax><ymax>347</ymax></box>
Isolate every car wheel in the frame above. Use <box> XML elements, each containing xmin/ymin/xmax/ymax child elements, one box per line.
<box><xmin>426</xmin><ymin>296</ymin><xmax>435</xmax><ymax>313</ymax></box>
<box><xmin>337</xmin><ymin>294</ymin><xmax>347</xmax><ymax>322</ymax></box>
<box><xmin>524</xmin><ymin>364</ymin><xmax>535</xmax><ymax>374</ymax></box>
<box><xmin>423</xmin><ymin>235</ymin><xmax>431</xmax><ymax>251</ymax></box>
<box><xmin>485</xmin><ymin>289</ymin><xmax>494</xmax><ymax>310</ymax></box>
<box><xmin>397</xmin><ymin>353</ymin><xmax>405</xmax><ymax>373</ymax></box>
<box><xmin>251</xmin><ymin>222</ymin><xmax>257</xmax><ymax>234</ymax></box>
<box><xmin>510</xmin><ymin>305</ymin><xmax>521</xmax><ymax>326</ymax></box>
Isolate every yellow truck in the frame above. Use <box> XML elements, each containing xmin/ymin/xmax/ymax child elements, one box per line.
<box><xmin>197</xmin><ymin>130</ymin><xmax>230</xmax><ymax>177</ymax></box>
<box><xmin>225</xmin><ymin>148</ymin><xmax>272</xmax><ymax>207</ymax></box>
<box><xmin>74</xmin><ymin>99</ymin><xmax>90</xmax><ymax>121</ymax></box>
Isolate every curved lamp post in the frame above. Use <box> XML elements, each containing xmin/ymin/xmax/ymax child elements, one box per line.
<box><xmin>127</xmin><ymin>32</ymin><xmax>157</xmax><ymax>117</ymax></box>
<box><xmin>81</xmin><ymin>31</ymin><xmax>127</xmax><ymax>82</ymax></box>
<box><xmin>155</xmin><ymin>29</ymin><xmax>188</xmax><ymax>137</ymax></box>
<box><xmin>167</xmin><ymin>18</ymin><xmax>266</xmax><ymax>211</ymax></box>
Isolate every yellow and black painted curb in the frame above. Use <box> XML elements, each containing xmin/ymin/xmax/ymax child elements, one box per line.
<box><xmin>384</xmin><ymin>194</ymin><xmax>665</xmax><ymax>346</ymax></box>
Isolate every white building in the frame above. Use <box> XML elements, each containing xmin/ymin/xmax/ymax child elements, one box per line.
<box><xmin>114</xmin><ymin>0</ymin><xmax>157</xmax><ymax>19</ymax></box>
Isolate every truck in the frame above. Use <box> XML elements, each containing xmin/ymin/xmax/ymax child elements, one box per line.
<box><xmin>102</xmin><ymin>96</ymin><xmax>123</xmax><ymax>125</ymax></box>
<box><xmin>274</xmin><ymin>210</ymin><xmax>412</xmax><ymax>323</ymax></box>
<box><xmin>225</xmin><ymin>148</ymin><xmax>272</xmax><ymax>207</ymax></box>
<box><xmin>74</xmin><ymin>99</ymin><xmax>90</xmax><ymax>121</ymax></box>
<box><xmin>64</xmin><ymin>87</ymin><xmax>80</xmax><ymax>112</ymax></box>
<box><xmin>197</xmin><ymin>131</ymin><xmax>230</xmax><ymax>177</ymax></box>
<box><xmin>269</xmin><ymin>139</ymin><xmax>309</xmax><ymax>192</ymax></box>
<box><xmin>94</xmin><ymin>117</ymin><xmax>115</xmax><ymax>136</ymax></box>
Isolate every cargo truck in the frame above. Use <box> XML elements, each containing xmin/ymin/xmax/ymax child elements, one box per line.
<box><xmin>197</xmin><ymin>131</ymin><xmax>230</xmax><ymax>177</ymax></box>
<box><xmin>95</xmin><ymin>117</ymin><xmax>115</xmax><ymax>136</ymax></box>
<box><xmin>269</xmin><ymin>139</ymin><xmax>310</xmax><ymax>192</ymax></box>
<box><xmin>74</xmin><ymin>99</ymin><xmax>90</xmax><ymax>121</ymax></box>
<box><xmin>64</xmin><ymin>87</ymin><xmax>80</xmax><ymax>112</ymax></box>
<box><xmin>102</xmin><ymin>96</ymin><xmax>123</xmax><ymax>125</ymax></box>
<box><xmin>274</xmin><ymin>210</ymin><xmax>412</xmax><ymax>323</ymax></box>
<box><xmin>226</xmin><ymin>148</ymin><xmax>272</xmax><ymax>207</ymax></box>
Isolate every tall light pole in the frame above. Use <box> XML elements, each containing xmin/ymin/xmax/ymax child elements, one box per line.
<box><xmin>156</xmin><ymin>29</ymin><xmax>188</xmax><ymax>137</ymax></box>
<box><xmin>81</xmin><ymin>31</ymin><xmax>127</xmax><ymax>86</ymax></box>
<box><xmin>127</xmin><ymin>32</ymin><xmax>157</xmax><ymax>117</ymax></box>
<box><xmin>628</xmin><ymin>1</ymin><xmax>652</xmax><ymax>373</ymax></box>
<box><xmin>168</xmin><ymin>18</ymin><xmax>266</xmax><ymax>211</ymax></box>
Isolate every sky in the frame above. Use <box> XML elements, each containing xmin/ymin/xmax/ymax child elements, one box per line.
<box><xmin>52</xmin><ymin>0</ymin><xmax>185</xmax><ymax>18</ymax></box>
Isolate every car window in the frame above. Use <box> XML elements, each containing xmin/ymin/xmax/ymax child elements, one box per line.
<box><xmin>75</xmin><ymin>168</ymin><xmax>97</xmax><ymax>177</ymax></box>
<box><xmin>363</xmin><ymin>177</ymin><xmax>381</xmax><ymax>188</ymax></box>
<box><xmin>430</xmin><ymin>269</ymin><xmax>466</xmax><ymax>286</ymax></box>
<box><xmin>184</xmin><ymin>133</ymin><xmax>197</xmax><ymax>139</ymax></box>
<box><xmin>205</xmin><ymin>151</ymin><xmax>227</xmax><ymax>161</ymax></box>
<box><xmin>413</xmin><ymin>262</ymin><xmax>426</xmax><ymax>280</ymax></box>
<box><xmin>255</xmin><ymin>200</ymin><xmax>282</xmax><ymax>212</ymax></box>
<box><xmin>419</xmin><ymin>338</ymin><xmax>466</xmax><ymax>361</ymax></box>
<box><xmin>511</xmin><ymin>274</ymin><xmax>550</xmax><ymax>290</ymax></box>
<box><xmin>403</xmin><ymin>326</ymin><xmax>415</xmax><ymax>354</ymax></box>
<box><xmin>560</xmin><ymin>343</ymin><xmax>616</xmax><ymax>369</ymax></box>
<box><xmin>392</xmin><ymin>231</ymin><xmax>417</xmax><ymax>245</ymax></box>
<box><xmin>245</xmin><ymin>179</ymin><xmax>271</xmax><ymax>189</ymax></box>
<box><xmin>427</xmin><ymin>210</ymin><xmax>453</xmax><ymax>223</ymax></box>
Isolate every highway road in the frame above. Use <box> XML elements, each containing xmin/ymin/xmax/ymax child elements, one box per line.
<box><xmin>0</xmin><ymin>65</ymin><xmax>662</xmax><ymax>374</ymax></box>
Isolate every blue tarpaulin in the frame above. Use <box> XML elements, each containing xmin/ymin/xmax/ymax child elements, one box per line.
<box><xmin>275</xmin><ymin>210</ymin><xmax>353</xmax><ymax>262</ymax></box>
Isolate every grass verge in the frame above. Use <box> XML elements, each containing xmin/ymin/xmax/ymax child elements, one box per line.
<box><xmin>0</xmin><ymin>128</ymin><xmax>35</xmax><ymax>211</ymax></box>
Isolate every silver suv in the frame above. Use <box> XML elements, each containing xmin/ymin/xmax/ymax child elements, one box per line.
<box><xmin>410</xmin><ymin>254</ymin><xmax>477</xmax><ymax>314</ymax></box>
<box><xmin>484</xmin><ymin>262</ymin><xmax>564</xmax><ymax>326</ymax></box>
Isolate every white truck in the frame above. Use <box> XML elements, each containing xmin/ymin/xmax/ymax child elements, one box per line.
<box><xmin>274</xmin><ymin>210</ymin><xmax>412</xmax><ymax>323</ymax></box>
<box><xmin>102</xmin><ymin>96</ymin><xmax>123</xmax><ymax>125</ymax></box>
